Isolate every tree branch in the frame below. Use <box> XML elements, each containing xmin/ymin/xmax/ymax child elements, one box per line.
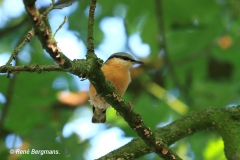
<box><xmin>23</xmin><ymin>0</ymin><xmax>72</xmax><ymax>69</ymax></box>
<box><xmin>99</xmin><ymin>106</ymin><xmax>240</xmax><ymax>159</ymax></box>
<box><xmin>0</xmin><ymin>64</ymin><xmax>65</xmax><ymax>74</ymax></box>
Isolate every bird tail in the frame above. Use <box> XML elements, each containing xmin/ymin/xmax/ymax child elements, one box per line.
<box><xmin>92</xmin><ymin>106</ymin><xmax>106</xmax><ymax>123</ymax></box>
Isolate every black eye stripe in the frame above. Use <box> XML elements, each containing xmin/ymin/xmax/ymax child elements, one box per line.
<box><xmin>120</xmin><ymin>56</ymin><xmax>132</xmax><ymax>61</ymax></box>
<box><xmin>108</xmin><ymin>55</ymin><xmax>133</xmax><ymax>61</ymax></box>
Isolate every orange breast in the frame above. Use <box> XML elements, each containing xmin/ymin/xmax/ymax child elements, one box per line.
<box><xmin>89</xmin><ymin>63</ymin><xmax>131</xmax><ymax>98</ymax></box>
<box><xmin>101</xmin><ymin>63</ymin><xmax>131</xmax><ymax>96</ymax></box>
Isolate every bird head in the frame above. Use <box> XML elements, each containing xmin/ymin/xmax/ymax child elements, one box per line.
<box><xmin>105</xmin><ymin>52</ymin><xmax>143</xmax><ymax>69</ymax></box>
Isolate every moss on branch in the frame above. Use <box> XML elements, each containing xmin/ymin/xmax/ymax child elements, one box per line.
<box><xmin>99</xmin><ymin>106</ymin><xmax>240</xmax><ymax>159</ymax></box>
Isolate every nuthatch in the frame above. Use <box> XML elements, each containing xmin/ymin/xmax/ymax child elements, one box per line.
<box><xmin>89</xmin><ymin>52</ymin><xmax>143</xmax><ymax>123</ymax></box>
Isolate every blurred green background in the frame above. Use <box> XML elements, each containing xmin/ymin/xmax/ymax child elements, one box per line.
<box><xmin>0</xmin><ymin>0</ymin><xmax>240</xmax><ymax>159</ymax></box>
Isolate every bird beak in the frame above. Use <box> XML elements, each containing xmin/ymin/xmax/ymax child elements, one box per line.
<box><xmin>133</xmin><ymin>60</ymin><xmax>143</xmax><ymax>64</ymax></box>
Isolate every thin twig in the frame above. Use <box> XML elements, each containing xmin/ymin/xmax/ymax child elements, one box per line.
<box><xmin>5</xmin><ymin>28</ymin><xmax>34</xmax><ymax>66</ymax></box>
<box><xmin>54</xmin><ymin>16</ymin><xmax>68</xmax><ymax>37</ymax></box>
<box><xmin>87</xmin><ymin>0</ymin><xmax>96</xmax><ymax>54</ymax></box>
<box><xmin>43</xmin><ymin>0</ymin><xmax>55</xmax><ymax>14</ymax></box>
<box><xmin>43</xmin><ymin>0</ymin><xmax>72</xmax><ymax>15</ymax></box>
